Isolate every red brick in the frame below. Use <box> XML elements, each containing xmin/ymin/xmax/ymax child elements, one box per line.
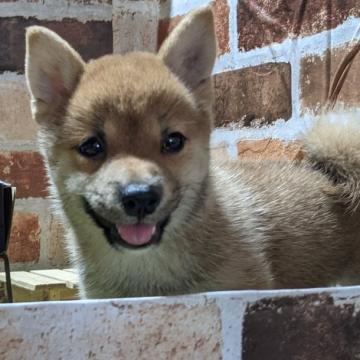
<box><xmin>237</xmin><ymin>139</ymin><xmax>304</xmax><ymax>162</ymax></box>
<box><xmin>211</xmin><ymin>144</ymin><xmax>230</xmax><ymax>162</ymax></box>
<box><xmin>8</xmin><ymin>212</ymin><xmax>40</xmax><ymax>263</ymax></box>
<box><xmin>0</xmin><ymin>76</ymin><xmax>38</xmax><ymax>141</ymax></box>
<box><xmin>158</xmin><ymin>0</ymin><xmax>230</xmax><ymax>55</ymax></box>
<box><xmin>212</xmin><ymin>0</ymin><xmax>230</xmax><ymax>55</ymax></box>
<box><xmin>243</xmin><ymin>294</ymin><xmax>360</xmax><ymax>360</ymax></box>
<box><xmin>301</xmin><ymin>43</ymin><xmax>360</xmax><ymax>113</ymax></box>
<box><xmin>48</xmin><ymin>216</ymin><xmax>68</xmax><ymax>267</ymax></box>
<box><xmin>0</xmin><ymin>17</ymin><xmax>112</xmax><ymax>73</ymax></box>
<box><xmin>158</xmin><ymin>15</ymin><xmax>182</xmax><ymax>50</ymax></box>
<box><xmin>214</xmin><ymin>63</ymin><xmax>292</xmax><ymax>127</ymax></box>
<box><xmin>0</xmin><ymin>151</ymin><xmax>48</xmax><ymax>198</ymax></box>
<box><xmin>0</xmin><ymin>0</ymin><xmax>111</xmax><ymax>2</ymax></box>
<box><xmin>237</xmin><ymin>0</ymin><xmax>360</xmax><ymax>51</ymax></box>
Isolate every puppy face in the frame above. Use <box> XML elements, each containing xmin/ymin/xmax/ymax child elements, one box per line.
<box><xmin>56</xmin><ymin>54</ymin><xmax>212</xmax><ymax>249</ymax></box>
<box><xmin>25</xmin><ymin>7</ymin><xmax>217</xmax><ymax>251</ymax></box>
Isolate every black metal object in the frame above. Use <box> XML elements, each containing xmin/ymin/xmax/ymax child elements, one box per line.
<box><xmin>0</xmin><ymin>181</ymin><xmax>15</xmax><ymax>303</ymax></box>
<box><xmin>0</xmin><ymin>252</ymin><xmax>12</xmax><ymax>302</ymax></box>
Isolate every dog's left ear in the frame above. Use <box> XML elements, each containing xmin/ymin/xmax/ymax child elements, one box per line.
<box><xmin>25</xmin><ymin>26</ymin><xmax>85</xmax><ymax>124</ymax></box>
<box><xmin>158</xmin><ymin>6</ymin><xmax>217</xmax><ymax>91</ymax></box>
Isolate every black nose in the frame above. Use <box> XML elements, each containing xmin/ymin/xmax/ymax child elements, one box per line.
<box><xmin>121</xmin><ymin>183</ymin><xmax>162</xmax><ymax>218</ymax></box>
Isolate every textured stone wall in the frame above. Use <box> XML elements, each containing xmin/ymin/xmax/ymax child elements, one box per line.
<box><xmin>1</xmin><ymin>286</ymin><xmax>360</xmax><ymax>359</ymax></box>
<box><xmin>0</xmin><ymin>0</ymin><xmax>359</xmax><ymax>269</ymax></box>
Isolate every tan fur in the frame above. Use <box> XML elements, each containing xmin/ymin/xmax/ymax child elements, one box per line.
<box><xmin>25</xmin><ymin>6</ymin><xmax>360</xmax><ymax>299</ymax></box>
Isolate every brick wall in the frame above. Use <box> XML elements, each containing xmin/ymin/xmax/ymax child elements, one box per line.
<box><xmin>159</xmin><ymin>0</ymin><xmax>360</xmax><ymax>159</ymax></box>
<box><xmin>0</xmin><ymin>0</ymin><xmax>113</xmax><ymax>269</ymax></box>
<box><xmin>0</xmin><ymin>0</ymin><xmax>359</xmax><ymax>270</ymax></box>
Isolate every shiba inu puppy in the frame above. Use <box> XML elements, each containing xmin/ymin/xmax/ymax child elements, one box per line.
<box><xmin>25</xmin><ymin>6</ymin><xmax>360</xmax><ymax>299</ymax></box>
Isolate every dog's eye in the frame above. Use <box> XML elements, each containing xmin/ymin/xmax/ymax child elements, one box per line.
<box><xmin>161</xmin><ymin>132</ymin><xmax>186</xmax><ymax>154</ymax></box>
<box><xmin>78</xmin><ymin>136</ymin><xmax>105</xmax><ymax>158</ymax></box>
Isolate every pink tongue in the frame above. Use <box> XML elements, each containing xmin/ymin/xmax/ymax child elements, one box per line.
<box><xmin>116</xmin><ymin>224</ymin><xmax>156</xmax><ymax>246</ymax></box>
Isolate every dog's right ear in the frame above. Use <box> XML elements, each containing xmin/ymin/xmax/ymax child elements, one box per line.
<box><xmin>158</xmin><ymin>6</ymin><xmax>217</xmax><ymax>91</ymax></box>
<box><xmin>25</xmin><ymin>26</ymin><xmax>85</xmax><ymax>124</ymax></box>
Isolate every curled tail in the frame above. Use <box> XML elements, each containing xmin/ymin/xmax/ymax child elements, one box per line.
<box><xmin>304</xmin><ymin>110</ymin><xmax>360</xmax><ymax>211</ymax></box>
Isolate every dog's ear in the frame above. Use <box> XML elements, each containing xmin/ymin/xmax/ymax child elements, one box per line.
<box><xmin>158</xmin><ymin>6</ymin><xmax>217</xmax><ymax>91</ymax></box>
<box><xmin>25</xmin><ymin>26</ymin><xmax>85</xmax><ymax>124</ymax></box>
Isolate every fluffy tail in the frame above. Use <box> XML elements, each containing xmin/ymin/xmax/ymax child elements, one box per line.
<box><xmin>304</xmin><ymin>110</ymin><xmax>360</xmax><ymax>211</ymax></box>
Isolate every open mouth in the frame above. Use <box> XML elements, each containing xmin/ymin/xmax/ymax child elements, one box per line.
<box><xmin>83</xmin><ymin>199</ymin><xmax>169</xmax><ymax>250</ymax></box>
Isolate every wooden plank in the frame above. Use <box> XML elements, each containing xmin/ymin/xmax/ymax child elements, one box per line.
<box><xmin>57</xmin><ymin>288</ymin><xmax>79</xmax><ymax>301</ymax></box>
<box><xmin>31</xmin><ymin>269</ymin><xmax>79</xmax><ymax>289</ymax></box>
<box><xmin>10</xmin><ymin>285</ymin><xmax>79</xmax><ymax>302</ymax></box>
<box><xmin>62</xmin><ymin>268</ymin><xmax>77</xmax><ymax>274</ymax></box>
<box><xmin>11</xmin><ymin>287</ymin><xmax>44</xmax><ymax>303</ymax></box>
<box><xmin>0</xmin><ymin>271</ymin><xmax>66</xmax><ymax>291</ymax></box>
